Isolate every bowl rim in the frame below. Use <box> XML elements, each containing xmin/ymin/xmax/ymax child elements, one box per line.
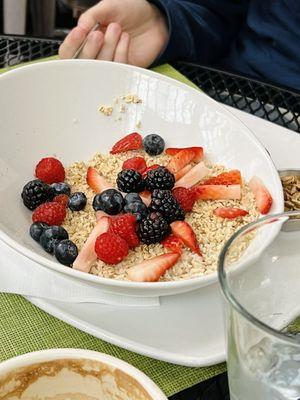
<box><xmin>0</xmin><ymin>348</ymin><xmax>167</xmax><ymax>399</ymax></box>
<box><xmin>0</xmin><ymin>59</ymin><xmax>284</xmax><ymax>290</ymax></box>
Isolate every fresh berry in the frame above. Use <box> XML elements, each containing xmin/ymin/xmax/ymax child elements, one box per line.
<box><xmin>167</xmin><ymin>149</ymin><xmax>196</xmax><ymax>174</ymax></box>
<box><xmin>29</xmin><ymin>222</ymin><xmax>49</xmax><ymax>242</ymax></box>
<box><xmin>95</xmin><ymin>232</ymin><xmax>129</xmax><ymax>265</ymax></box>
<box><xmin>174</xmin><ymin>164</ymin><xmax>193</xmax><ymax>181</ymax></box>
<box><xmin>122</xmin><ymin>157</ymin><xmax>147</xmax><ymax>174</ymax></box>
<box><xmin>161</xmin><ymin>234</ymin><xmax>183</xmax><ymax>254</ymax></box>
<box><xmin>249</xmin><ymin>176</ymin><xmax>273</xmax><ymax>214</ymax></box>
<box><xmin>53</xmin><ymin>194</ymin><xmax>69</xmax><ymax>206</ymax></box>
<box><xmin>143</xmin><ymin>134</ymin><xmax>165</xmax><ymax>156</ymax></box>
<box><xmin>35</xmin><ymin>157</ymin><xmax>65</xmax><ymax>184</ymax></box>
<box><xmin>73</xmin><ymin>216</ymin><xmax>110</xmax><ymax>272</ymax></box>
<box><xmin>54</xmin><ymin>239</ymin><xmax>78</xmax><ymax>266</ymax></box>
<box><xmin>138</xmin><ymin>212</ymin><xmax>170</xmax><ymax>244</ymax></box>
<box><xmin>193</xmin><ymin>184</ymin><xmax>241</xmax><ymax>200</ymax></box>
<box><xmin>128</xmin><ymin>253</ymin><xmax>180</xmax><ymax>282</ymax></box>
<box><xmin>142</xmin><ymin>164</ymin><xmax>160</xmax><ymax>178</ymax></box>
<box><xmin>139</xmin><ymin>191</ymin><xmax>151</xmax><ymax>206</ymax></box>
<box><xmin>203</xmin><ymin>170</ymin><xmax>242</xmax><ymax>186</ymax></box>
<box><xmin>145</xmin><ymin>166</ymin><xmax>175</xmax><ymax>191</ymax></box>
<box><xmin>117</xmin><ymin>169</ymin><xmax>145</xmax><ymax>193</ymax></box>
<box><xmin>214</xmin><ymin>207</ymin><xmax>249</xmax><ymax>219</ymax></box>
<box><xmin>124</xmin><ymin>201</ymin><xmax>149</xmax><ymax>222</ymax></box>
<box><xmin>125</xmin><ymin>192</ymin><xmax>143</xmax><ymax>204</ymax></box>
<box><xmin>166</xmin><ymin>147</ymin><xmax>204</xmax><ymax>162</ymax></box>
<box><xmin>68</xmin><ymin>192</ymin><xmax>87</xmax><ymax>211</ymax></box>
<box><xmin>39</xmin><ymin>225</ymin><xmax>69</xmax><ymax>254</ymax></box>
<box><xmin>21</xmin><ymin>179</ymin><xmax>54</xmax><ymax>210</ymax></box>
<box><xmin>110</xmin><ymin>214</ymin><xmax>139</xmax><ymax>248</ymax></box>
<box><xmin>32</xmin><ymin>201</ymin><xmax>66</xmax><ymax>225</ymax></box>
<box><xmin>150</xmin><ymin>189</ymin><xmax>185</xmax><ymax>223</ymax></box>
<box><xmin>92</xmin><ymin>189</ymin><xmax>124</xmax><ymax>215</ymax></box>
<box><xmin>86</xmin><ymin>167</ymin><xmax>112</xmax><ymax>193</ymax></box>
<box><xmin>175</xmin><ymin>162</ymin><xmax>209</xmax><ymax>188</ymax></box>
<box><xmin>171</xmin><ymin>221</ymin><xmax>201</xmax><ymax>256</ymax></box>
<box><xmin>110</xmin><ymin>132</ymin><xmax>142</xmax><ymax>154</ymax></box>
<box><xmin>51</xmin><ymin>182</ymin><xmax>71</xmax><ymax>196</ymax></box>
<box><xmin>172</xmin><ymin>187</ymin><xmax>196</xmax><ymax>212</ymax></box>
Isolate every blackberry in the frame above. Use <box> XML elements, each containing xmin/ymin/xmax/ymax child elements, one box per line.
<box><xmin>138</xmin><ymin>212</ymin><xmax>170</xmax><ymax>244</ymax></box>
<box><xmin>21</xmin><ymin>179</ymin><xmax>54</xmax><ymax>210</ymax></box>
<box><xmin>150</xmin><ymin>189</ymin><xmax>185</xmax><ymax>223</ymax></box>
<box><xmin>145</xmin><ymin>166</ymin><xmax>175</xmax><ymax>191</ymax></box>
<box><xmin>143</xmin><ymin>134</ymin><xmax>165</xmax><ymax>156</ymax></box>
<box><xmin>117</xmin><ymin>169</ymin><xmax>145</xmax><ymax>193</ymax></box>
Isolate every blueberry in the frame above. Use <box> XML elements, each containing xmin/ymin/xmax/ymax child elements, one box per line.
<box><xmin>54</xmin><ymin>239</ymin><xmax>78</xmax><ymax>266</ymax></box>
<box><xmin>125</xmin><ymin>192</ymin><xmax>143</xmax><ymax>205</ymax></box>
<box><xmin>124</xmin><ymin>201</ymin><xmax>149</xmax><ymax>222</ymax></box>
<box><xmin>29</xmin><ymin>222</ymin><xmax>49</xmax><ymax>242</ymax></box>
<box><xmin>143</xmin><ymin>134</ymin><xmax>165</xmax><ymax>156</ymax></box>
<box><xmin>92</xmin><ymin>189</ymin><xmax>124</xmax><ymax>215</ymax></box>
<box><xmin>39</xmin><ymin>226</ymin><xmax>69</xmax><ymax>254</ymax></box>
<box><xmin>68</xmin><ymin>192</ymin><xmax>87</xmax><ymax>211</ymax></box>
<box><xmin>51</xmin><ymin>182</ymin><xmax>71</xmax><ymax>196</ymax></box>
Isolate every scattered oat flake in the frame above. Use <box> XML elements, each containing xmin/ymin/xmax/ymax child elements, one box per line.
<box><xmin>119</xmin><ymin>105</ymin><xmax>126</xmax><ymax>113</ymax></box>
<box><xmin>136</xmin><ymin>121</ymin><xmax>142</xmax><ymax>129</ymax></box>
<box><xmin>98</xmin><ymin>105</ymin><xmax>113</xmax><ymax>116</ymax></box>
<box><xmin>124</xmin><ymin>94</ymin><xmax>142</xmax><ymax>104</ymax></box>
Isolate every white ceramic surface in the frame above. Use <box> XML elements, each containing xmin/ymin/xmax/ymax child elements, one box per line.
<box><xmin>0</xmin><ymin>60</ymin><xmax>284</xmax><ymax>297</ymax></box>
<box><xmin>0</xmin><ymin>348</ymin><xmax>167</xmax><ymax>399</ymax></box>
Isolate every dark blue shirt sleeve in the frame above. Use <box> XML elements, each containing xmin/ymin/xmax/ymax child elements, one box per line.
<box><xmin>149</xmin><ymin>0</ymin><xmax>249</xmax><ymax>65</ymax></box>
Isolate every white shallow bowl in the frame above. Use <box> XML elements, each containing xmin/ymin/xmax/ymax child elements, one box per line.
<box><xmin>0</xmin><ymin>348</ymin><xmax>167</xmax><ymax>399</ymax></box>
<box><xmin>0</xmin><ymin>60</ymin><xmax>283</xmax><ymax>297</ymax></box>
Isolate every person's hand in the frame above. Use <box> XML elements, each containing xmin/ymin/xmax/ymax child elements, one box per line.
<box><xmin>59</xmin><ymin>0</ymin><xmax>168</xmax><ymax>67</ymax></box>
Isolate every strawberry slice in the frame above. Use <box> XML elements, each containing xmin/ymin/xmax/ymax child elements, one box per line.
<box><xmin>175</xmin><ymin>162</ymin><xmax>210</xmax><ymax>188</ymax></box>
<box><xmin>167</xmin><ymin>149</ymin><xmax>196</xmax><ymax>174</ymax></box>
<box><xmin>174</xmin><ymin>164</ymin><xmax>193</xmax><ymax>181</ymax></box>
<box><xmin>122</xmin><ymin>156</ymin><xmax>147</xmax><ymax>173</ymax></box>
<box><xmin>161</xmin><ymin>234</ymin><xmax>183</xmax><ymax>254</ymax></box>
<box><xmin>139</xmin><ymin>190</ymin><xmax>151</xmax><ymax>206</ymax></box>
<box><xmin>127</xmin><ymin>253</ymin><xmax>180</xmax><ymax>282</ymax></box>
<box><xmin>171</xmin><ymin>221</ymin><xmax>201</xmax><ymax>256</ymax></box>
<box><xmin>249</xmin><ymin>176</ymin><xmax>273</xmax><ymax>214</ymax></box>
<box><xmin>203</xmin><ymin>170</ymin><xmax>242</xmax><ymax>186</ymax></box>
<box><xmin>166</xmin><ymin>147</ymin><xmax>204</xmax><ymax>162</ymax></box>
<box><xmin>110</xmin><ymin>132</ymin><xmax>143</xmax><ymax>154</ymax></box>
<box><xmin>73</xmin><ymin>216</ymin><xmax>110</xmax><ymax>272</ymax></box>
<box><xmin>193</xmin><ymin>184</ymin><xmax>241</xmax><ymax>200</ymax></box>
<box><xmin>142</xmin><ymin>164</ymin><xmax>160</xmax><ymax>178</ymax></box>
<box><xmin>214</xmin><ymin>207</ymin><xmax>249</xmax><ymax>219</ymax></box>
<box><xmin>86</xmin><ymin>167</ymin><xmax>112</xmax><ymax>193</ymax></box>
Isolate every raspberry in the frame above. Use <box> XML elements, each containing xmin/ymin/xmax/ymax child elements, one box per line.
<box><xmin>35</xmin><ymin>157</ymin><xmax>65</xmax><ymax>184</ymax></box>
<box><xmin>95</xmin><ymin>232</ymin><xmax>129</xmax><ymax>264</ymax></box>
<box><xmin>172</xmin><ymin>187</ymin><xmax>196</xmax><ymax>212</ymax></box>
<box><xmin>53</xmin><ymin>194</ymin><xmax>69</xmax><ymax>206</ymax></box>
<box><xmin>110</xmin><ymin>214</ymin><xmax>140</xmax><ymax>248</ymax></box>
<box><xmin>32</xmin><ymin>202</ymin><xmax>66</xmax><ymax>226</ymax></box>
<box><xmin>122</xmin><ymin>157</ymin><xmax>147</xmax><ymax>174</ymax></box>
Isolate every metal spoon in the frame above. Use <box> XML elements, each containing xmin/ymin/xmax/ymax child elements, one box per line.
<box><xmin>72</xmin><ymin>23</ymin><xmax>100</xmax><ymax>59</ymax></box>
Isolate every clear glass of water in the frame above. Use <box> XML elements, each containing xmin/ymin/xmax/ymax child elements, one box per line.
<box><xmin>218</xmin><ymin>211</ymin><xmax>300</xmax><ymax>400</ymax></box>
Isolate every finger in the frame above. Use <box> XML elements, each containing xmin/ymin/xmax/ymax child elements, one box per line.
<box><xmin>97</xmin><ymin>23</ymin><xmax>122</xmax><ymax>61</ymax></box>
<box><xmin>114</xmin><ymin>32</ymin><xmax>130</xmax><ymax>64</ymax></box>
<box><xmin>78</xmin><ymin>2</ymin><xmax>112</xmax><ymax>31</ymax></box>
<box><xmin>58</xmin><ymin>26</ymin><xmax>87</xmax><ymax>59</ymax></box>
<box><xmin>78</xmin><ymin>30</ymin><xmax>104</xmax><ymax>59</ymax></box>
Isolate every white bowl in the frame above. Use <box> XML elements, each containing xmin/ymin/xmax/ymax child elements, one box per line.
<box><xmin>0</xmin><ymin>348</ymin><xmax>167</xmax><ymax>399</ymax></box>
<box><xmin>0</xmin><ymin>60</ymin><xmax>284</xmax><ymax>297</ymax></box>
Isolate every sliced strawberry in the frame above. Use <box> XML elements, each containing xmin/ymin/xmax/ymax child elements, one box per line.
<box><xmin>86</xmin><ymin>167</ymin><xmax>112</xmax><ymax>193</ymax></box>
<box><xmin>175</xmin><ymin>162</ymin><xmax>210</xmax><ymax>188</ymax></box>
<box><xmin>110</xmin><ymin>132</ymin><xmax>143</xmax><ymax>154</ymax></box>
<box><xmin>171</xmin><ymin>221</ymin><xmax>201</xmax><ymax>256</ymax></box>
<box><xmin>174</xmin><ymin>164</ymin><xmax>193</xmax><ymax>181</ymax></box>
<box><xmin>166</xmin><ymin>147</ymin><xmax>204</xmax><ymax>162</ymax></box>
<box><xmin>141</xmin><ymin>164</ymin><xmax>160</xmax><ymax>178</ymax></box>
<box><xmin>161</xmin><ymin>234</ymin><xmax>183</xmax><ymax>254</ymax></box>
<box><xmin>73</xmin><ymin>216</ymin><xmax>110</xmax><ymax>273</ymax></box>
<box><xmin>203</xmin><ymin>170</ymin><xmax>242</xmax><ymax>186</ymax></box>
<box><xmin>167</xmin><ymin>149</ymin><xmax>196</xmax><ymax>174</ymax></box>
<box><xmin>214</xmin><ymin>207</ymin><xmax>249</xmax><ymax>219</ymax></box>
<box><xmin>127</xmin><ymin>253</ymin><xmax>180</xmax><ymax>282</ymax></box>
<box><xmin>139</xmin><ymin>190</ymin><xmax>151</xmax><ymax>206</ymax></box>
<box><xmin>122</xmin><ymin>156</ymin><xmax>147</xmax><ymax>173</ymax></box>
<box><xmin>96</xmin><ymin>210</ymin><xmax>110</xmax><ymax>221</ymax></box>
<box><xmin>193</xmin><ymin>184</ymin><xmax>241</xmax><ymax>200</ymax></box>
<box><xmin>249</xmin><ymin>176</ymin><xmax>273</xmax><ymax>214</ymax></box>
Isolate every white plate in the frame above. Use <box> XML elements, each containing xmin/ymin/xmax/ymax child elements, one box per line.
<box><xmin>0</xmin><ymin>60</ymin><xmax>283</xmax><ymax>297</ymax></box>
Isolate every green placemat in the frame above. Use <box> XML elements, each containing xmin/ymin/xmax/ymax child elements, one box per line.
<box><xmin>0</xmin><ymin>59</ymin><xmax>226</xmax><ymax>397</ymax></box>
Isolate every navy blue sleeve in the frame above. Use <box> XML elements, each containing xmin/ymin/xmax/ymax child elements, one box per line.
<box><xmin>149</xmin><ymin>0</ymin><xmax>249</xmax><ymax>65</ymax></box>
